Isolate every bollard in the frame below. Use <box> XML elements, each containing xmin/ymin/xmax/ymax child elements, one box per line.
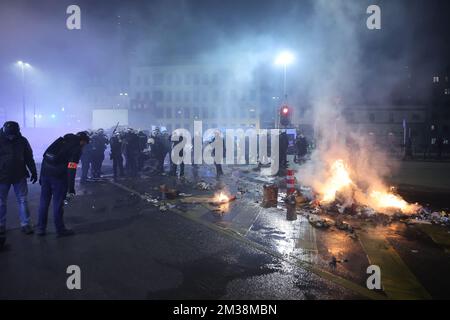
<box><xmin>262</xmin><ymin>184</ymin><xmax>278</xmax><ymax>208</ymax></box>
<box><xmin>286</xmin><ymin>194</ymin><xmax>297</xmax><ymax>221</ymax></box>
<box><xmin>286</xmin><ymin>169</ymin><xmax>296</xmax><ymax>195</ymax></box>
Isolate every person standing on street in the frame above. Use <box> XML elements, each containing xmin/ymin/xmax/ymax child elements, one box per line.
<box><xmin>209</xmin><ymin>130</ymin><xmax>225</xmax><ymax>178</ymax></box>
<box><xmin>110</xmin><ymin>131</ymin><xmax>125</xmax><ymax>180</ymax></box>
<box><xmin>91</xmin><ymin>129</ymin><xmax>109</xmax><ymax>178</ymax></box>
<box><xmin>279</xmin><ymin>130</ymin><xmax>289</xmax><ymax>168</ymax></box>
<box><xmin>80</xmin><ymin>130</ymin><xmax>93</xmax><ymax>183</ymax></box>
<box><xmin>37</xmin><ymin>132</ymin><xmax>90</xmax><ymax>237</ymax></box>
<box><xmin>0</xmin><ymin>121</ymin><xmax>37</xmax><ymax>235</ymax></box>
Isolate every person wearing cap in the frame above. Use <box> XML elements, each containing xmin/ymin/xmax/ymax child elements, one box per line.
<box><xmin>0</xmin><ymin>121</ymin><xmax>37</xmax><ymax>235</ymax></box>
<box><xmin>37</xmin><ymin>132</ymin><xmax>90</xmax><ymax>237</ymax></box>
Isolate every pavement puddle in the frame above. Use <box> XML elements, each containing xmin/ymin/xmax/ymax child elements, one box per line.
<box><xmin>107</xmin><ymin>178</ymin><xmax>386</xmax><ymax>300</ymax></box>
<box><xmin>294</xmin><ymin>216</ymin><xmax>319</xmax><ymax>264</ymax></box>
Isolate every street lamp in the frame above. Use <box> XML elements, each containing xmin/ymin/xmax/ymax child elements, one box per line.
<box><xmin>274</xmin><ymin>51</ymin><xmax>295</xmax><ymax>100</ymax></box>
<box><xmin>17</xmin><ymin>61</ymin><xmax>31</xmax><ymax>128</ymax></box>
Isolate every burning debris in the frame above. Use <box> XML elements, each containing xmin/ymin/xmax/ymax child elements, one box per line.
<box><xmin>211</xmin><ymin>192</ymin><xmax>236</xmax><ymax>205</ymax></box>
<box><xmin>306</xmin><ymin>159</ymin><xmax>421</xmax><ymax>216</ymax></box>
<box><xmin>407</xmin><ymin>208</ymin><xmax>450</xmax><ymax>227</ymax></box>
<box><xmin>307</xmin><ymin>214</ymin><xmax>334</xmax><ymax>229</ymax></box>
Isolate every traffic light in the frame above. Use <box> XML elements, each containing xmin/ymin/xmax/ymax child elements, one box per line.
<box><xmin>280</xmin><ymin>105</ymin><xmax>291</xmax><ymax>126</ymax></box>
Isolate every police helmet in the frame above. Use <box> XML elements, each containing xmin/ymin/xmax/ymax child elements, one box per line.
<box><xmin>2</xmin><ymin>121</ymin><xmax>20</xmax><ymax>139</ymax></box>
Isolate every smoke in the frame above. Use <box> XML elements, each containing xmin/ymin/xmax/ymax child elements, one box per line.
<box><xmin>296</xmin><ymin>0</ymin><xmax>411</xmax><ymax>212</ymax></box>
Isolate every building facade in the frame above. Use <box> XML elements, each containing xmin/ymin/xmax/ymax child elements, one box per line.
<box><xmin>129</xmin><ymin>64</ymin><xmax>260</xmax><ymax>132</ymax></box>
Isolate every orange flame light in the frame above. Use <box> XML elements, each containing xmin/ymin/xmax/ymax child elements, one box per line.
<box><xmin>215</xmin><ymin>192</ymin><xmax>230</xmax><ymax>203</ymax></box>
<box><xmin>318</xmin><ymin>159</ymin><xmax>419</xmax><ymax>214</ymax></box>
<box><xmin>369</xmin><ymin>191</ymin><xmax>420</xmax><ymax>214</ymax></box>
<box><xmin>320</xmin><ymin>159</ymin><xmax>353</xmax><ymax>203</ymax></box>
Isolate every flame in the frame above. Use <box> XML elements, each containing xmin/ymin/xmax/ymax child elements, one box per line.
<box><xmin>320</xmin><ymin>159</ymin><xmax>353</xmax><ymax>203</ymax></box>
<box><xmin>215</xmin><ymin>192</ymin><xmax>230</xmax><ymax>203</ymax></box>
<box><xmin>317</xmin><ymin>159</ymin><xmax>420</xmax><ymax>214</ymax></box>
<box><xmin>369</xmin><ymin>191</ymin><xmax>420</xmax><ymax>214</ymax></box>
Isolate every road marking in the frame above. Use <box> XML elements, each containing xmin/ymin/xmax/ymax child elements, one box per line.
<box><xmin>108</xmin><ymin>179</ymin><xmax>386</xmax><ymax>300</ymax></box>
<box><xmin>358</xmin><ymin>229</ymin><xmax>431</xmax><ymax>300</ymax></box>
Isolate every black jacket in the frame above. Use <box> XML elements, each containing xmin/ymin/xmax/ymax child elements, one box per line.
<box><xmin>0</xmin><ymin>129</ymin><xmax>37</xmax><ymax>184</ymax></box>
<box><xmin>41</xmin><ymin>134</ymin><xmax>83</xmax><ymax>193</ymax></box>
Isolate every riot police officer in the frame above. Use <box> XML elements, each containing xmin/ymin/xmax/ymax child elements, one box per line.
<box><xmin>110</xmin><ymin>131</ymin><xmax>124</xmax><ymax>180</ymax></box>
<box><xmin>91</xmin><ymin>129</ymin><xmax>109</xmax><ymax>178</ymax></box>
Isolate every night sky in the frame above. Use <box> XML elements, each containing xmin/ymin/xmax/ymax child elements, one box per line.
<box><xmin>0</xmin><ymin>0</ymin><xmax>449</xmax><ymax>111</ymax></box>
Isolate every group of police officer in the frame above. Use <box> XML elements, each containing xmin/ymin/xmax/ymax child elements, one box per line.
<box><xmin>0</xmin><ymin>121</ymin><xmax>285</xmax><ymax>244</ymax></box>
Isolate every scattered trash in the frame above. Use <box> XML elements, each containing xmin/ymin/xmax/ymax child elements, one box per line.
<box><xmin>335</xmin><ymin>220</ymin><xmax>354</xmax><ymax>233</ymax></box>
<box><xmin>349</xmin><ymin>233</ymin><xmax>358</xmax><ymax>240</ymax></box>
<box><xmin>293</xmin><ymin>191</ymin><xmax>308</xmax><ymax>206</ymax></box>
<box><xmin>179</xmin><ymin>193</ymin><xmax>192</xmax><ymax>197</ymax></box>
<box><xmin>196</xmin><ymin>181</ymin><xmax>211</xmax><ymax>190</ymax></box>
<box><xmin>411</xmin><ymin>250</ymin><xmax>419</xmax><ymax>253</ymax></box>
<box><xmin>329</xmin><ymin>256</ymin><xmax>337</xmax><ymax>268</ymax></box>
<box><xmin>159</xmin><ymin>184</ymin><xmax>179</xmax><ymax>199</ymax></box>
<box><xmin>308</xmin><ymin>214</ymin><xmax>333</xmax><ymax>229</ymax></box>
<box><xmin>159</xmin><ymin>203</ymin><xmax>175</xmax><ymax>212</ymax></box>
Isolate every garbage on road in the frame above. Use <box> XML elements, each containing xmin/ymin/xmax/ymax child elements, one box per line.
<box><xmin>179</xmin><ymin>193</ymin><xmax>193</xmax><ymax>197</ymax></box>
<box><xmin>210</xmin><ymin>192</ymin><xmax>236</xmax><ymax>205</ymax></box>
<box><xmin>196</xmin><ymin>181</ymin><xmax>212</xmax><ymax>191</ymax></box>
<box><xmin>159</xmin><ymin>184</ymin><xmax>179</xmax><ymax>199</ymax></box>
<box><xmin>159</xmin><ymin>203</ymin><xmax>176</xmax><ymax>212</ymax></box>
<box><xmin>307</xmin><ymin>214</ymin><xmax>334</xmax><ymax>229</ymax></box>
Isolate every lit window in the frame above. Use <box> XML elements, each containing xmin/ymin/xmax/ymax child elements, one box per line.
<box><xmin>433</xmin><ymin>76</ymin><xmax>440</xmax><ymax>83</ymax></box>
<box><xmin>445</xmin><ymin>88</ymin><xmax>450</xmax><ymax>95</ymax></box>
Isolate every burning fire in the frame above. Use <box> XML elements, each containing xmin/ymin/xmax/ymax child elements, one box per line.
<box><xmin>369</xmin><ymin>191</ymin><xmax>420</xmax><ymax>214</ymax></box>
<box><xmin>321</xmin><ymin>159</ymin><xmax>353</xmax><ymax>203</ymax></box>
<box><xmin>319</xmin><ymin>159</ymin><xmax>419</xmax><ymax>214</ymax></box>
<box><xmin>216</xmin><ymin>192</ymin><xmax>230</xmax><ymax>203</ymax></box>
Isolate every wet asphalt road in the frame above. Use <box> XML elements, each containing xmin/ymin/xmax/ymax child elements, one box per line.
<box><xmin>1</xmin><ymin>159</ymin><xmax>449</xmax><ymax>299</ymax></box>
<box><xmin>0</xmin><ymin>165</ymin><xmax>360</xmax><ymax>300</ymax></box>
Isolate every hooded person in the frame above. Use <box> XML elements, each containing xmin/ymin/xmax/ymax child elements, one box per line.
<box><xmin>37</xmin><ymin>131</ymin><xmax>90</xmax><ymax>237</ymax></box>
<box><xmin>0</xmin><ymin>121</ymin><xmax>37</xmax><ymax>235</ymax></box>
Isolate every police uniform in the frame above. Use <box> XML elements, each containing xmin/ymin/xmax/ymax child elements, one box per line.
<box><xmin>110</xmin><ymin>133</ymin><xmax>124</xmax><ymax>179</ymax></box>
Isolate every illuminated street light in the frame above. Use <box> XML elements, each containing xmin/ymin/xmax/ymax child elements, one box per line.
<box><xmin>275</xmin><ymin>51</ymin><xmax>294</xmax><ymax>66</ymax></box>
<box><xmin>274</xmin><ymin>51</ymin><xmax>295</xmax><ymax>99</ymax></box>
<box><xmin>16</xmin><ymin>60</ymin><xmax>32</xmax><ymax>128</ymax></box>
<box><xmin>274</xmin><ymin>51</ymin><xmax>295</xmax><ymax>128</ymax></box>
